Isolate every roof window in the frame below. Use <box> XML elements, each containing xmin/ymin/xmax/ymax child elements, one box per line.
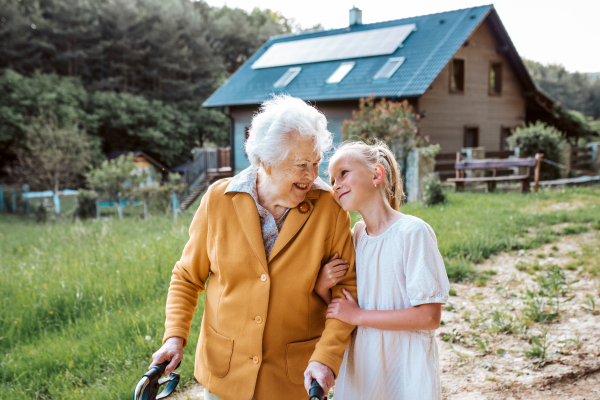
<box><xmin>373</xmin><ymin>57</ymin><xmax>405</xmax><ymax>80</ymax></box>
<box><xmin>273</xmin><ymin>67</ymin><xmax>301</xmax><ymax>88</ymax></box>
<box><xmin>326</xmin><ymin>62</ymin><xmax>355</xmax><ymax>84</ymax></box>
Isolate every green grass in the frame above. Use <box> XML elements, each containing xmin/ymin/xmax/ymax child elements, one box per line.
<box><xmin>2</xmin><ymin>186</ymin><xmax>600</xmax><ymax>399</ymax></box>
<box><xmin>0</xmin><ymin>213</ymin><xmax>203</xmax><ymax>400</ymax></box>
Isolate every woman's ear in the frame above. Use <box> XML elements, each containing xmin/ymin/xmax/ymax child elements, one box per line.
<box><xmin>373</xmin><ymin>164</ymin><xmax>385</xmax><ymax>187</ymax></box>
<box><xmin>261</xmin><ymin>162</ymin><xmax>272</xmax><ymax>176</ymax></box>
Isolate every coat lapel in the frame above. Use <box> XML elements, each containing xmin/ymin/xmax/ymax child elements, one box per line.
<box><xmin>268</xmin><ymin>190</ymin><xmax>321</xmax><ymax>263</ymax></box>
<box><xmin>232</xmin><ymin>193</ymin><xmax>268</xmax><ymax>272</ymax></box>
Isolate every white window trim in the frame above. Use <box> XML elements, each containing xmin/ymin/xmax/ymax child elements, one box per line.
<box><xmin>373</xmin><ymin>57</ymin><xmax>406</xmax><ymax>80</ymax></box>
<box><xmin>326</xmin><ymin>62</ymin><xmax>356</xmax><ymax>84</ymax></box>
<box><xmin>273</xmin><ymin>67</ymin><xmax>302</xmax><ymax>88</ymax></box>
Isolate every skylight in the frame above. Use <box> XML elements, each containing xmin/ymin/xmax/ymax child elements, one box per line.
<box><xmin>252</xmin><ymin>24</ymin><xmax>416</xmax><ymax>69</ymax></box>
<box><xmin>326</xmin><ymin>62</ymin><xmax>355</xmax><ymax>84</ymax></box>
<box><xmin>373</xmin><ymin>57</ymin><xmax>405</xmax><ymax>80</ymax></box>
<box><xmin>273</xmin><ymin>67</ymin><xmax>301</xmax><ymax>88</ymax></box>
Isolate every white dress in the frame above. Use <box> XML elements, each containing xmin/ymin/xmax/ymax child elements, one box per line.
<box><xmin>333</xmin><ymin>214</ymin><xmax>450</xmax><ymax>400</ymax></box>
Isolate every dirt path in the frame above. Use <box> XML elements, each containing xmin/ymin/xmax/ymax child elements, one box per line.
<box><xmin>175</xmin><ymin>230</ymin><xmax>600</xmax><ymax>400</ymax></box>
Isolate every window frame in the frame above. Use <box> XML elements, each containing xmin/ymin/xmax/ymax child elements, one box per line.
<box><xmin>489</xmin><ymin>61</ymin><xmax>503</xmax><ymax>96</ymax></box>
<box><xmin>373</xmin><ymin>57</ymin><xmax>406</xmax><ymax>80</ymax></box>
<box><xmin>449</xmin><ymin>58</ymin><xmax>466</xmax><ymax>94</ymax></box>
<box><xmin>273</xmin><ymin>67</ymin><xmax>302</xmax><ymax>88</ymax></box>
<box><xmin>463</xmin><ymin>125</ymin><xmax>479</xmax><ymax>148</ymax></box>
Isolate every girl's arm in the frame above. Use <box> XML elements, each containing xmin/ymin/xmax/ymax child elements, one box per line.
<box><xmin>314</xmin><ymin>253</ymin><xmax>349</xmax><ymax>305</ymax></box>
<box><xmin>327</xmin><ymin>289</ymin><xmax>442</xmax><ymax>331</ymax></box>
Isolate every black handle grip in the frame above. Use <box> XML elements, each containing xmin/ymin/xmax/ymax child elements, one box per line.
<box><xmin>309</xmin><ymin>379</ymin><xmax>325</xmax><ymax>400</ymax></box>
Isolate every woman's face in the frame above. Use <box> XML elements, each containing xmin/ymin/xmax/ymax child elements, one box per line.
<box><xmin>263</xmin><ymin>137</ymin><xmax>321</xmax><ymax>208</ymax></box>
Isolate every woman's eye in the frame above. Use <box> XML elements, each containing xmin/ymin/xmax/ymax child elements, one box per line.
<box><xmin>341</xmin><ymin>170</ymin><xmax>348</xmax><ymax>176</ymax></box>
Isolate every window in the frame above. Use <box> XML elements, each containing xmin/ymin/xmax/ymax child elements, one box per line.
<box><xmin>450</xmin><ymin>59</ymin><xmax>465</xmax><ymax>93</ymax></box>
<box><xmin>500</xmin><ymin>127</ymin><xmax>512</xmax><ymax>150</ymax></box>
<box><xmin>464</xmin><ymin>126</ymin><xmax>479</xmax><ymax>148</ymax></box>
<box><xmin>326</xmin><ymin>62</ymin><xmax>355</xmax><ymax>84</ymax></box>
<box><xmin>273</xmin><ymin>67</ymin><xmax>301</xmax><ymax>88</ymax></box>
<box><xmin>489</xmin><ymin>62</ymin><xmax>502</xmax><ymax>95</ymax></box>
<box><xmin>373</xmin><ymin>57</ymin><xmax>405</xmax><ymax>80</ymax></box>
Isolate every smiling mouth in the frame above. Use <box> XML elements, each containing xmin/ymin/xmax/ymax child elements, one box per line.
<box><xmin>339</xmin><ymin>191</ymin><xmax>349</xmax><ymax>199</ymax></box>
<box><xmin>294</xmin><ymin>183</ymin><xmax>309</xmax><ymax>190</ymax></box>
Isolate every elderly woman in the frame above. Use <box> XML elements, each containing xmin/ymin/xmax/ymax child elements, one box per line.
<box><xmin>149</xmin><ymin>95</ymin><xmax>357</xmax><ymax>400</ymax></box>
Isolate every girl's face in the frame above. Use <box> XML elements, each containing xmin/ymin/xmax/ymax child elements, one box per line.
<box><xmin>328</xmin><ymin>153</ymin><xmax>383</xmax><ymax>212</ymax></box>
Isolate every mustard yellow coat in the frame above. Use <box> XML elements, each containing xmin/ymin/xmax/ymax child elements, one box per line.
<box><xmin>162</xmin><ymin>178</ymin><xmax>357</xmax><ymax>400</ymax></box>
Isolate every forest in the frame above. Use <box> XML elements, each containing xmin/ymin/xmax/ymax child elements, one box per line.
<box><xmin>0</xmin><ymin>0</ymin><xmax>598</xmax><ymax>184</ymax></box>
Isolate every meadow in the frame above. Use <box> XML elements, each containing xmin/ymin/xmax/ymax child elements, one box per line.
<box><xmin>2</xmin><ymin>187</ymin><xmax>600</xmax><ymax>399</ymax></box>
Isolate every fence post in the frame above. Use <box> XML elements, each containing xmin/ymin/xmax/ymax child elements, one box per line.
<box><xmin>117</xmin><ymin>192</ymin><xmax>123</xmax><ymax>219</ymax></box>
<box><xmin>144</xmin><ymin>192</ymin><xmax>149</xmax><ymax>220</ymax></box>
<box><xmin>53</xmin><ymin>191</ymin><xmax>61</xmax><ymax>222</ymax></box>
<box><xmin>0</xmin><ymin>186</ymin><xmax>6</xmax><ymax>212</ymax></box>
<box><xmin>588</xmin><ymin>143</ymin><xmax>599</xmax><ymax>174</ymax></box>
<box><xmin>171</xmin><ymin>188</ymin><xmax>179</xmax><ymax>223</ymax></box>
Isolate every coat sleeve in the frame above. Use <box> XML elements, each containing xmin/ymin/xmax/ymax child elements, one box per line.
<box><xmin>309</xmin><ymin>206</ymin><xmax>357</xmax><ymax>377</ymax></box>
<box><xmin>162</xmin><ymin>185</ymin><xmax>213</xmax><ymax>348</ymax></box>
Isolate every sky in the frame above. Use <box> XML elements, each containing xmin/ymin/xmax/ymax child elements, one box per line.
<box><xmin>204</xmin><ymin>0</ymin><xmax>599</xmax><ymax>73</ymax></box>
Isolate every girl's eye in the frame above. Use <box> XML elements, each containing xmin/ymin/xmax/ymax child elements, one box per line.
<box><xmin>341</xmin><ymin>170</ymin><xmax>348</xmax><ymax>176</ymax></box>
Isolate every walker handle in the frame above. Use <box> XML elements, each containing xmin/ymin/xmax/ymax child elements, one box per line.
<box><xmin>309</xmin><ymin>379</ymin><xmax>326</xmax><ymax>400</ymax></box>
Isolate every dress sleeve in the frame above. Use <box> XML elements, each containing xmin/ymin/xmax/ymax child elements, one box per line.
<box><xmin>403</xmin><ymin>221</ymin><xmax>450</xmax><ymax>307</ymax></box>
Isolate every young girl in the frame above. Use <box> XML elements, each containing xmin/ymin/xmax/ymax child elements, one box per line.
<box><xmin>315</xmin><ymin>140</ymin><xmax>449</xmax><ymax>400</ymax></box>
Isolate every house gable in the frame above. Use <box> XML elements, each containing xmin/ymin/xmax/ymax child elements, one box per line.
<box><xmin>419</xmin><ymin>16</ymin><xmax>527</xmax><ymax>152</ymax></box>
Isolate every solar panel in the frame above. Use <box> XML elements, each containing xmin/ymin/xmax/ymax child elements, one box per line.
<box><xmin>373</xmin><ymin>57</ymin><xmax>405</xmax><ymax>80</ymax></box>
<box><xmin>326</xmin><ymin>62</ymin><xmax>355</xmax><ymax>84</ymax></box>
<box><xmin>252</xmin><ymin>24</ymin><xmax>416</xmax><ymax>69</ymax></box>
<box><xmin>273</xmin><ymin>67</ymin><xmax>302</xmax><ymax>88</ymax></box>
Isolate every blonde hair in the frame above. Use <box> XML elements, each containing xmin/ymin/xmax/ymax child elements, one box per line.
<box><xmin>330</xmin><ymin>140</ymin><xmax>404</xmax><ymax>210</ymax></box>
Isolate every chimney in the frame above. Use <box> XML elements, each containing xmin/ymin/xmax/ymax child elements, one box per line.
<box><xmin>349</xmin><ymin>6</ymin><xmax>362</xmax><ymax>26</ymax></box>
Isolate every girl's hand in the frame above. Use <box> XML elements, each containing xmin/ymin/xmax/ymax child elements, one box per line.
<box><xmin>315</xmin><ymin>253</ymin><xmax>349</xmax><ymax>293</ymax></box>
<box><xmin>327</xmin><ymin>288</ymin><xmax>362</xmax><ymax>325</ymax></box>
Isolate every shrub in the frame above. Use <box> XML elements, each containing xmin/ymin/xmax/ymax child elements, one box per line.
<box><xmin>422</xmin><ymin>174</ymin><xmax>446</xmax><ymax>207</ymax></box>
<box><xmin>74</xmin><ymin>189</ymin><xmax>98</xmax><ymax>219</ymax></box>
<box><xmin>507</xmin><ymin>121</ymin><xmax>566</xmax><ymax>180</ymax></box>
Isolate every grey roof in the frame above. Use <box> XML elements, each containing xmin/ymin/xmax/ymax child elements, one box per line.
<box><xmin>203</xmin><ymin>5</ymin><xmax>495</xmax><ymax>107</ymax></box>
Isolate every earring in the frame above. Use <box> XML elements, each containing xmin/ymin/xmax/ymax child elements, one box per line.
<box><xmin>374</xmin><ymin>183</ymin><xmax>377</xmax><ymax>187</ymax></box>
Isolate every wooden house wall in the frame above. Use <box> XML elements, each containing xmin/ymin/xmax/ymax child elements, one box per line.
<box><xmin>418</xmin><ymin>18</ymin><xmax>526</xmax><ymax>153</ymax></box>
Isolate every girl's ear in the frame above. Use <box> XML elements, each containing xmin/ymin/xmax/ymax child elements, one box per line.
<box><xmin>373</xmin><ymin>164</ymin><xmax>385</xmax><ymax>187</ymax></box>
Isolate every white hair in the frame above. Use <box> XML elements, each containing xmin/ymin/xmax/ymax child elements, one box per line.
<box><xmin>245</xmin><ymin>94</ymin><xmax>333</xmax><ymax>167</ymax></box>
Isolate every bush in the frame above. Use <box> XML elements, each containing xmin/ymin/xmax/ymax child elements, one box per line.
<box><xmin>422</xmin><ymin>174</ymin><xmax>445</xmax><ymax>207</ymax></box>
<box><xmin>74</xmin><ymin>189</ymin><xmax>98</xmax><ymax>219</ymax></box>
<box><xmin>507</xmin><ymin>121</ymin><xmax>566</xmax><ymax>180</ymax></box>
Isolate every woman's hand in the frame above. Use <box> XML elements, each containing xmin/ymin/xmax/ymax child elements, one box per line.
<box><xmin>303</xmin><ymin>361</ymin><xmax>335</xmax><ymax>395</ymax></box>
<box><xmin>326</xmin><ymin>288</ymin><xmax>362</xmax><ymax>325</ymax></box>
<box><xmin>148</xmin><ymin>336</ymin><xmax>184</xmax><ymax>376</ymax></box>
<box><xmin>314</xmin><ymin>253</ymin><xmax>349</xmax><ymax>304</ymax></box>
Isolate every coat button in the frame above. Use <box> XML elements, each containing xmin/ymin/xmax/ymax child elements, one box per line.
<box><xmin>253</xmin><ymin>356</ymin><xmax>259</xmax><ymax>364</ymax></box>
<box><xmin>260</xmin><ymin>274</ymin><xmax>267</xmax><ymax>281</ymax></box>
<box><xmin>298</xmin><ymin>202</ymin><xmax>309</xmax><ymax>214</ymax></box>
<box><xmin>255</xmin><ymin>316</ymin><xmax>262</xmax><ymax>324</ymax></box>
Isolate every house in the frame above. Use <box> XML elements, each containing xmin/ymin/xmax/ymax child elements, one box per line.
<box><xmin>203</xmin><ymin>5</ymin><xmax>587</xmax><ymax>175</ymax></box>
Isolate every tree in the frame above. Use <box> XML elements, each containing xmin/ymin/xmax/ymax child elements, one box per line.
<box><xmin>507</xmin><ymin>121</ymin><xmax>566</xmax><ymax>180</ymax></box>
<box><xmin>86</xmin><ymin>153</ymin><xmax>146</xmax><ymax>198</ymax></box>
<box><xmin>7</xmin><ymin>116</ymin><xmax>92</xmax><ymax>192</ymax></box>
<box><xmin>342</xmin><ymin>95</ymin><xmax>429</xmax><ymax>160</ymax></box>
<box><xmin>524</xmin><ymin>58</ymin><xmax>600</xmax><ymax>120</ymax></box>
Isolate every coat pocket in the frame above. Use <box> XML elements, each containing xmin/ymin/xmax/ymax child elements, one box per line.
<box><xmin>285</xmin><ymin>337</ymin><xmax>321</xmax><ymax>385</ymax></box>
<box><xmin>202</xmin><ymin>325</ymin><xmax>234</xmax><ymax>378</ymax></box>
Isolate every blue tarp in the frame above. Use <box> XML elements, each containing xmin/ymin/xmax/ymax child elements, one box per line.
<box><xmin>23</xmin><ymin>190</ymin><xmax>78</xmax><ymax>199</ymax></box>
